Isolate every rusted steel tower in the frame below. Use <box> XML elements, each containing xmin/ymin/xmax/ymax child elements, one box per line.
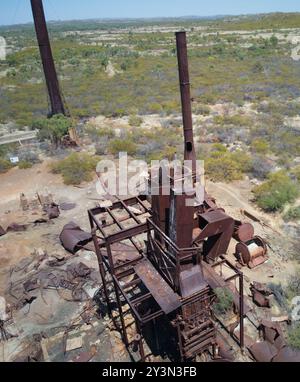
<box><xmin>30</xmin><ymin>0</ymin><xmax>66</xmax><ymax>116</ymax></box>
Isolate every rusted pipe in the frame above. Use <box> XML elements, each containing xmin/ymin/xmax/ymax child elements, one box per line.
<box><xmin>175</xmin><ymin>31</ymin><xmax>196</xmax><ymax>173</ymax></box>
<box><xmin>30</xmin><ymin>0</ymin><xmax>66</xmax><ymax>116</ymax></box>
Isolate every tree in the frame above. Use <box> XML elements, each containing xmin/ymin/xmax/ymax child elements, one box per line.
<box><xmin>33</xmin><ymin>114</ymin><xmax>73</xmax><ymax>147</ymax></box>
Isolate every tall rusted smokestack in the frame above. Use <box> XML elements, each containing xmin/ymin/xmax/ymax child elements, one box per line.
<box><xmin>30</xmin><ymin>0</ymin><xmax>66</xmax><ymax>116</ymax></box>
<box><xmin>176</xmin><ymin>32</ymin><xmax>196</xmax><ymax>173</ymax></box>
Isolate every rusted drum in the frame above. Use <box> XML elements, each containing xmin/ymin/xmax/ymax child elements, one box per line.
<box><xmin>233</xmin><ymin>222</ymin><xmax>254</xmax><ymax>242</ymax></box>
<box><xmin>236</xmin><ymin>236</ymin><xmax>268</xmax><ymax>268</ymax></box>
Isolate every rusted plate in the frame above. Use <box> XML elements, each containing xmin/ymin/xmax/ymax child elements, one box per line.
<box><xmin>249</xmin><ymin>341</ymin><xmax>278</xmax><ymax>362</ymax></box>
<box><xmin>134</xmin><ymin>259</ymin><xmax>181</xmax><ymax>314</ymax></box>
<box><xmin>179</xmin><ymin>265</ymin><xmax>207</xmax><ymax>298</ymax></box>
<box><xmin>273</xmin><ymin>346</ymin><xmax>300</xmax><ymax>362</ymax></box>
<box><xmin>60</xmin><ymin>222</ymin><xmax>92</xmax><ymax>253</ymax></box>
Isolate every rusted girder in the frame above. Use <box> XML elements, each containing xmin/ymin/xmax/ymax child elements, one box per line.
<box><xmin>30</xmin><ymin>0</ymin><xmax>66</xmax><ymax>116</ymax></box>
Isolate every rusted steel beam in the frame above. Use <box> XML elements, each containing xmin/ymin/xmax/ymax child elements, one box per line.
<box><xmin>91</xmin><ymin>228</ymin><xmax>113</xmax><ymax>316</ymax></box>
<box><xmin>113</xmin><ymin>279</ymin><xmax>129</xmax><ymax>347</ymax></box>
<box><xmin>30</xmin><ymin>0</ymin><xmax>66</xmax><ymax>116</ymax></box>
<box><xmin>130</xmin><ymin>292</ymin><xmax>152</xmax><ymax>305</ymax></box>
<box><xmin>175</xmin><ymin>31</ymin><xmax>196</xmax><ymax>173</ymax></box>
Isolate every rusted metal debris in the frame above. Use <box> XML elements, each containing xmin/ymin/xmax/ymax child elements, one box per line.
<box><xmin>247</xmin><ymin>319</ymin><xmax>300</xmax><ymax>362</ymax></box>
<box><xmin>44</xmin><ymin>203</ymin><xmax>60</xmax><ymax>220</ymax></box>
<box><xmin>7</xmin><ymin>250</ymin><xmax>97</xmax><ymax>313</ymax></box>
<box><xmin>6</xmin><ymin>223</ymin><xmax>28</xmax><ymax>233</ymax></box>
<box><xmin>259</xmin><ymin>320</ymin><xmax>285</xmax><ymax>350</ymax></box>
<box><xmin>250</xmin><ymin>282</ymin><xmax>273</xmax><ymax>308</ymax></box>
<box><xmin>0</xmin><ymin>225</ymin><xmax>6</xmax><ymax>236</ymax></box>
<box><xmin>60</xmin><ymin>203</ymin><xmax>76</xmax><ymax>211</ymax></box>
<box><xmin>249</xmin><ymin>341</ymin><xmax>278</xmax><ymax>362</ymax></box>
<box><xmin>60</xmin><ymin>222</ymin><xmax>92</xmax><ymax>253</ymax></box>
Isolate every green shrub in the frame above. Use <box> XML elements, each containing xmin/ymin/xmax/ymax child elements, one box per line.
<box><xmin>51</xmin><ymin>153</ymin><xmax>100</xmax><ymax>185</ymax></box>
<box><xmin>284</xmin><ymin>206</ymin><xmax>300</xmax><ymax>222</ymax></box>
<box><xmin>0</xmin><ymin>159</ymin><xmax>13</xmax><ymax>173</ymax></box>
<box><xmin>206</xmin><ymin>156</ymin><xmax>244</xmax><ymax>182</ymax></box>
<box><xmin>286</xmin><ymin>273</ymin><xmax>300</xmax><ymax>300</ymax></box>
<box><xmin>194</xmin><ymin>104</ymin><xmax>210</xmax><ymax>116</ymax></box>
<box><xmin>128</xmin><ymin>115</ymin><xmax>143</xmax><ymax>127</ymax></box>
<box><xmin>146</xmin><ymin>146</ymin><xmax>177</xmax><ymax>163</ymax></box>
<box><xmin>85</xmin><ymin>124</ymin><xmax>115</xmax><ymax>140</ymax></box>
<box><xmin>231</xmin><ymin>151</ymin><xmax>252</xmax><ymax>173</ymax></box>
<box><xmin>148</xmin><ymin>103</ymin><xmax>162</xmax><ymax>114</ymax></box>
<box><xmin>213</xmin><ymin>114</ymin><xmax>252</xmax><ymax>127</ymax></box>
<box><xmin>288</xmin><ymin>324</ymin><xmax>300</xmax><ymax>350</ymax></box>
<box><xmin>253</xmin><ymin>171</ymin><xmax>299</xmax><ymax>212</ymax></box>
<box><xmin>108</xmin><ymin>138</ymin><xmax>137</xmax><ymax>157</ymax></box>
<box><xmin>291</xmin><ymin>166</ymin><xmax>300</xmax><ymax>183</ymax></box>
<box><xmin>212</xmin><ymin>143</ymin><xmax>227</xmax><ymax>153</ymax></box>
<box><xmin>251</xmin><ymin>139</ymin><xmax>270</xmax><ymax>155</ymax></box>
<box><xmin>18</xmin><ymin>160</ymin><xmax>33</xmax><ymax>169</ymax></box>
<box><xmin>213</xmin><ymin>288</ymin><xmax>234</xmax><ymax>316</ymax></box>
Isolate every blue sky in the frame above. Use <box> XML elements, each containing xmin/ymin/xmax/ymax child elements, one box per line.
<box><xmin>1</xmin><ymin>0</ymin><xmax>300</xmax><ymax>26</ymax></box>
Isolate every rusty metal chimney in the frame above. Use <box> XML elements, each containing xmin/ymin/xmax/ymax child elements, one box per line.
<box><xmin>176</xmin><ymin>32</ymin><xmax>196</xmax><ymax>174</ymax></box>
<box><xmin>30</xmin><ymin>0</ymin><xmax>66</xmax><ymax>116</ymax></box>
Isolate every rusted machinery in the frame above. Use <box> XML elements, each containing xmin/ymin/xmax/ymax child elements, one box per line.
<box><xmin>236</xmin><ymin>236</ymin><xmax>268</xmax><ymax>269</ymax></box>
<box><xmin>87</xmin><ymin>32</ymin><xmax>264</xmax><ymax>362</ymax></box>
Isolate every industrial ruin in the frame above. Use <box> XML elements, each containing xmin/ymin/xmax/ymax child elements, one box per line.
<box><xmin>86</xmin><ymin>30</ymin><xmax>266</xmax><ymax>362</ymax></box>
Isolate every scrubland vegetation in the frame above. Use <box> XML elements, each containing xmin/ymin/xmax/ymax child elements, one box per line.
<box><xmin>1</xmin><ymin>13</ymin><xmax>300</xmax><ymax>219</ymax></box>
<box><xmin>51</xmin><ymin>152</ymin><xmax>100</xmax><ymax>185</ymax></box>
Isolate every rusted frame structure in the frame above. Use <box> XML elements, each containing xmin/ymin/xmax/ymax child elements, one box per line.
<box><xmin>147</xmin><ymin>218</ymin><xmax>217</xmax><ymax>360</ymax></box>
<box><xmin>88</xmin><ymin>195</ymin><xmax>167</xmax><ymax>361</ymax></box>
<box><xmin>210</xmin><ymin>256</ymin><xmax>244</xmax><ymax>351</ymax></box>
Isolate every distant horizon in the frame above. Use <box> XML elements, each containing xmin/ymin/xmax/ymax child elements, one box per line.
<box><xmin>1</xmin><ymin>0</ymin><xmax>300</xmax><ymax>27</ymax></box>
<box><xmin>1</xmin><ymin>11</ymin><xmax>300</xmax><ymax>28</ymax></box>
